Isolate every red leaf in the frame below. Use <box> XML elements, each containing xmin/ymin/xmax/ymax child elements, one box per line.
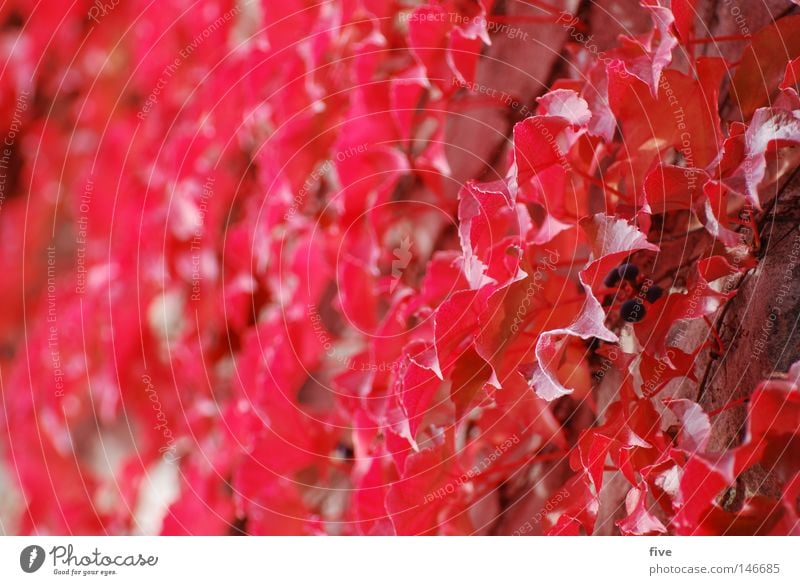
<box><xmin>730</xmin><ymin>15</ymin><xmax>800</xmax><ymax>119</ymax></box>
<box><xmin>385</xmin><ymin>432</ymin><xmax>460</xmax><ymax>535</ymax></box>
<box><xmin>617</xmin><ymin>483</ymin><xmax>667</xmax><ymax>535</ymax></box>
<box><xmin>722</xmin><ymin>105</ymin><xmax>800</xmax><ymax>207</ymax></box>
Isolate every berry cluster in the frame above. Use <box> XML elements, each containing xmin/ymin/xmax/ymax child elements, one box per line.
<box><xmin>603</xmin><ymin>263</ymin><xmax>663</xmax><ymax>323</ymax></box>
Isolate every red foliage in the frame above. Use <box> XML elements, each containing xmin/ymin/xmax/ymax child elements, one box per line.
<box><xmin>1</xmin><ymin>0</ymin><xmax>799</xmax><ymax>535</ymax></box>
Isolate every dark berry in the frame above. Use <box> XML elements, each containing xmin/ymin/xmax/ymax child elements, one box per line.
<box><xmin>334</xmin><ymin>444</ymin><xmax>355</xmax><ymax>460</ymax></box>
<box><xmin>603</xmin><ymin>268</ymin><xmax>621</xmax><ymax>287</ymax></box>
<box><xmin>617</xmin><ymin>263</ymin><xmax>639</xmax><ymax>281</ymax></box>
<box><xmin>645</xmin><ymin>284</ymin><xmax>663</xmax><ymax>303</ymax></box>
<box><xmin>620</xmin><ymin>299</ymin><xmax>646</xmax><ymax>322</ymax></box>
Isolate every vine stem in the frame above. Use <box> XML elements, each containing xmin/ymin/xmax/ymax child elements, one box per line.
<box><xmin>707</xmin><ymin>396</ymin><xmax>750</xmax><ymax>417</ymax></box>
<box><xmin>703</xmin><ymin>316</ymin><xmax>726</xmax><ymax>354</ymax></box>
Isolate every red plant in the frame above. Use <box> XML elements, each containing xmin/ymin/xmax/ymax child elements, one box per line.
<box><xmin>1</xmin><ymin>0</ymin><xmax>799</xmax><ymax>535</ymax></box>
